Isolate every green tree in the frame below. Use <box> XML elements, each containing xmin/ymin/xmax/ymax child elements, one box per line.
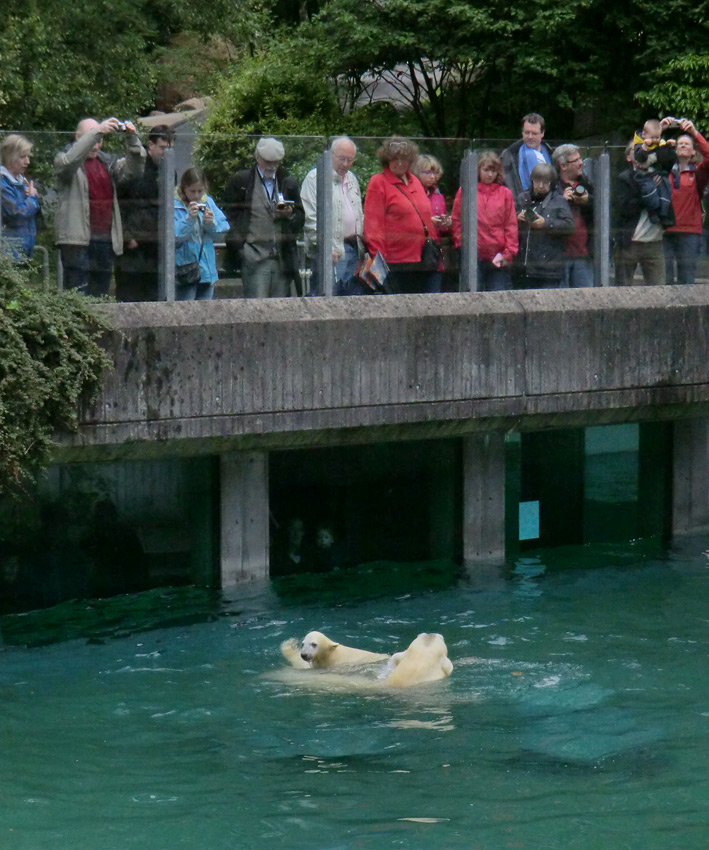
<box><xmin>287</xmin><ymin>0</ymin><xmax>709</xmax><ymax>138</ymax></box>
<box><xmin>0</xmin><ymin>0</ymin><xmax>273</xmax><ymax>131</ymax></box>
<box><xmin>637</xmin><ymin>54</ymin><xmax>709</xmax><ymax>121</ymax></box>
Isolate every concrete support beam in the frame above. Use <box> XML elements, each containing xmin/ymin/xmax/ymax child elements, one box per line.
<box><xmin>463</xmin><ymin>434</ymin><xmax>506</xmax><ymax>564</ymax></box>
<box><xmin>220</xmin><ymin>451</ymin><xmax>269</xmax><ymax>585</ymax></box>
<box><xmin>672</xmin><ymin>419</ymin><xmax>709</xmax><ymax>536</ymax></box>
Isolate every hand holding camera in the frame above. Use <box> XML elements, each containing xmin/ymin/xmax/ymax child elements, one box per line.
<box><xmin>519</xmin><ymin>206</ymin><xmax>544</xmax><ymax>227</ymax></box>
<box><xmin>275</xmin><ymin>193</ymin><xmax>294</xmax><ymax>217</ymax></box>
<box><xmin>99</xmin><ymin>118</ymin><xmax>136</xmax><ymax>135</ymax></box>
<box><xmin>564</xmin><ymin>183</ymin><xmax>588</xmax><ymax>204</ymax></box>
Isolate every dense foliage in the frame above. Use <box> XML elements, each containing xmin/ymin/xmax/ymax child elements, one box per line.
<box><xmin>3</xmin><ymin>0</ymin><xmax>708</xmax><ymax>139</ymax></box>
<box><xmin>203</xmin><ymin>0</ymin><xmax>709</xmax><ymax>143</ymax></box>
<box><xmin>0</xmin><ymin>0</ymin><xmax>268</xmax><ymax>130</ymax></box>
<box><xmin>0</xmin><ymin>254</ymin><xmax>112</xmax><ymax>492</ymax></box>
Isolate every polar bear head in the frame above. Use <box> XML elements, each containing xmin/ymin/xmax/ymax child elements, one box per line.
<box><xmin>300</xmin><ymin>630</ymin><xmax>338</xmax><ymax>666</ymax></box>
<box><xmin>386</xmin><ymin>632</ymin><xmax>453</xmax><ymax>688</ymax></box>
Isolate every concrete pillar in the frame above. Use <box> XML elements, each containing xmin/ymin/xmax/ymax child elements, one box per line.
<box><xmin>463</xmin><ymin>433</ymin><xmax>506</xmax><ymax>564</ymax></box>
<box><xmin>672</xmin><ymin>419</ymin><xmax>709</xmax><ymax>536</ymax></box>
<box><xmin>427</xmin><ymin>440</ymin><xmax>457</xmax><ymax>560</ymax></box>
<box><xmin>220</xmin><ymin>451</ymin><xmax>269</xmax><ymax>585</ymax></box>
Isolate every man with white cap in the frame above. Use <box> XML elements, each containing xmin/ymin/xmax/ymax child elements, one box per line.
<box><xmin>223</xmin><ymin>137</ymin><xmax>304</xmax><ymax>298</ymax></box>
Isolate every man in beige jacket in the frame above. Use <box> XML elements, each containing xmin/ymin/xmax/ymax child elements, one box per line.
<box><xmin>54</xmin><ymin>117</ymin><xmax>145</xmax><ymax>296</ymax></box>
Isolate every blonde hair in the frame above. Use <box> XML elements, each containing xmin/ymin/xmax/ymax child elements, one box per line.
<box><xmin>0</xmin><ymin>134</ymin><xmax>33</xmax><ymax>167</ymax></box>
<box><xmin>411</xmin><ymin>154</ymin><xmax>443</xmax><ymax>181</ymax></box>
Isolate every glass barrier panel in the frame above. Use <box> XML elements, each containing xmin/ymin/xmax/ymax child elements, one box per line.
<box><xmin>3</xmin><ymin>129</ymin><xmax>704</xmax><ymax>297</ymax></box>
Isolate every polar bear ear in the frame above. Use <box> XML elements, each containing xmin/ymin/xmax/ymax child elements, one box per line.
<box><xmin>326</xmin><ymin>642</ymin><xmax>340</xmax><ymax>653</ymax></box>
<box><xmin>441</xmin><ymin>657</ymin><xmax>454</xmax><ymax>677</ymax></box>
<box><xmin>390</xmin><ymin>650</ymin><xmax>405</xmax><ymax>666</ymax></box>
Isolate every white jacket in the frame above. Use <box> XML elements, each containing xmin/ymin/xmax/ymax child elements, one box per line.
<box><xmin>300</xmin><ymin>167</ymin><xmax>364</xmax><ymax>260</ymax></box>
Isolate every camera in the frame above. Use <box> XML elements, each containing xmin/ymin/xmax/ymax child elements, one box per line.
<box><xmin>196</xmin><ymin>203</ymin><xmax>208</xmax><ymax>212</ymax></box>
<box><xmin>276</xmin><ymin>192</ymin><xmax>293</xmax><ymax>211</ymax></box>
<box><xmin>571</xmin><ymin>184</ymin><xmax>586</xmax><ymax>197</ymax></box>
<box><xmin>116</xmin><ymin>121</ymin><xmax>127</xmax><ymax>132</ymax></box>
<box><xmin>522</xmin><ymin>206</ymin><xmax>538</xmax><ymax>223</ymax></box>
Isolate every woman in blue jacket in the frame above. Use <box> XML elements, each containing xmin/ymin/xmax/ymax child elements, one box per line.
<box><xmin>1</xmin><ymin>134</ymin><xmax>41</xmax><ymax>260</ymax></box>
<box><xmin>174</xmin><ymin>167</ymin><xmax>228</xmax><ymax>300</ymax></box>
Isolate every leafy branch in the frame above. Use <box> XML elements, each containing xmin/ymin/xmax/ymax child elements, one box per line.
<box><xmin>0</xmin><ymin>253</ymin><xmax>113</xmax><ymax>493</ymax></box>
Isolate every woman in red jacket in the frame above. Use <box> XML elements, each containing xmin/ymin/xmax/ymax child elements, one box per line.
<box><xmin>363</xmin><ymin>137</ymin><xmax>437</xmax><ymax>294</ymax></box>
<box><xmin>663</xmin><ymin>117</ymin><xmax>709</xmax><ymax>285</ymax></box>
<box><xmin>451</xmin><ymin>150</ymin><xmax>518</xmax><ymax>291</ymax></box>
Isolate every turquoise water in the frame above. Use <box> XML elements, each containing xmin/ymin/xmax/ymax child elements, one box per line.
<box><xmin>1</xmin><ymin>545</ymin><xmax>708</xmax><ymax>850</ymax></box>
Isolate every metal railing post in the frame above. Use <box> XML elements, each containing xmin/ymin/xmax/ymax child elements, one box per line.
<box><xmin>460</xmin><ymin>149</ymin><xmax>478</xmax><ymax>292</ymax></box>
<box><xmin>594</xmin><ymin>149</ymin><xmax>612</xmax><ymax>287</ymax></box>
<box><xmin>158</xmin><ymin>146</ymin><xmax>176</xmax><ymax>301</ymax></box>
<box><xmin>316</xmin><ymin>147</ymin><xmax>334</xmax><ymax>297</ymax></box>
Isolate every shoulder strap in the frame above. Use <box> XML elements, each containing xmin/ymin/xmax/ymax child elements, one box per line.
<box><xmin>394</xmin><ymin>183</ymin><xmax>430</xmax><ymax>237</ymax></box>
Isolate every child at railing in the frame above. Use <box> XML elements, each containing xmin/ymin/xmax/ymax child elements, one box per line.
<box><xmin>451</xmin><ymin>150</ymin><xmax>518</xmax><ymax>291</ymax></box>
<box><xmin>174</xmin><ymin>167</ymin><xmax>228</xmax><ymax>300</ymax></box>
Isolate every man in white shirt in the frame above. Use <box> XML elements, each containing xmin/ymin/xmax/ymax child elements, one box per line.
<box><xmin>301</xmin><ymin>136</ymin><xmax>365</xmax><ymax>295</ymax></box>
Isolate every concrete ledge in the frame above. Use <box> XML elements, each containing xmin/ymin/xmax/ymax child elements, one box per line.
<box><xmin>54</xmin><ymin>286</ymin><xmax>709</xmax><ymax>461</ymax></box>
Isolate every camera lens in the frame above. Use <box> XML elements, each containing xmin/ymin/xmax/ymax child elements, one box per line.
<box><xmin>573</xmin><ymin>184</ymin><xmax>586</xmax><ymax>196</ymax></box>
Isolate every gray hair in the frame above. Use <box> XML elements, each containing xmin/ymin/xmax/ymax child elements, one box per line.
<box><xmin>552</xmin><ymin>143</ymin><xmax>580</xmax><ymax>168</ymax></box>
<box><xmin>530</xmin><ymin>162</ymin><xmax>557</xmax><ymax>184</ymax></box>
<box><xmin>331</xmin><ymin>136</ymin><xmax>357</xmax><ymax>155</ymax></box>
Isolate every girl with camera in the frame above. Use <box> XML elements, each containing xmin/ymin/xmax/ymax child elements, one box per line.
<box><xmin>174</xmin><ymin>167</ymin><xmax>228</xmax><ymax>300</ymax></box>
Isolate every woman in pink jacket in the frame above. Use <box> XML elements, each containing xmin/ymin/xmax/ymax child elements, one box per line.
<box><xmin>363</xmin><ymin>137</ymin><xmax>438</xmax><ymax>294</ymax></box>
<box><xmin>662</xmin><ymin>117</ymin><xmax>709</xmax><ymax>285</ymax></box>
<box><xmin>411</xmin><ymin>154</ymin><xmax>450</xmax><ymax>292</ymax></box>
<box><xmin>451</xmin><ymin>150</ymin><xmax>518</xmax><ymax>291</ymax></box>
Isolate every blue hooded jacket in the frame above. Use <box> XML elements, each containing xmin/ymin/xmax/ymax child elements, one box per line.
<box><xmin>1</xmin><ymin>166</ymin><xmax>41</xmax><ymax>259</ymax></box>
<box><xmin>174</xmin><ymin>192</ymin><xmax>228</xmax><ymax>284</ymax></box>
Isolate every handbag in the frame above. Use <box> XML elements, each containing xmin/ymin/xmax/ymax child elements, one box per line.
<box><xmin>175</xmin><ymin>221</ymin><xmax>204</xmax><ymax>286</ymax></box>
<box><xmin>394</xmin><ymin>184</ymin><xmax>443</xmax><ymax>271</ymax></box>
<box><xmin>175</xmin><ymin>261</ymin><xmax>201</xmax><ymax>286</ymax></box>
<box><xmin>420</xmin><ymin>236</ymin><xmax>443</xmax><ymax>272</ymax></box>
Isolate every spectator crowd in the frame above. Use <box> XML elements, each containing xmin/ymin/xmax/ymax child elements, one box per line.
<box><xmin>3</xmin><ymin>110</ymin><xmax>709</xmax><ymax>296</ymax></box>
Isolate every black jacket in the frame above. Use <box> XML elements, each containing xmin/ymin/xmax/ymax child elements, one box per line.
<box><xmin>613</xmin><ymin>168</ymin><xmax>675</xmax><ymax>249</ymax></box>
<box><xmin>516</xmin><ymin>187</ymin><xmax>575</xmax><ymax>280</ymax></box>
<box><xmin>222</xmin><ymin>165</ymin><xmax>304</xmax><ymax>279</ymax></box>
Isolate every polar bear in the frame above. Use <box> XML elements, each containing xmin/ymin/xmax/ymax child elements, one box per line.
<box><xmin>281</xmin><ymin>631</ymin><xmax>390</xmax><ymax>669</ymax></box>
<box><xmin>386</xmin><ymin>632</ymin><xmax>453</xmax><ymax>688</ymax></box>
<box><xmin>275</xmin><ymin>631</ymin><xmax>452</xmax><ymax>690</ymax></box>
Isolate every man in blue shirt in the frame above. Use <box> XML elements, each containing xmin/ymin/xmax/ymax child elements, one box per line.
<box><xmin>501</xmin><ymin>113</ymin><xmax>554</xmax><ymax>202</ymax></box>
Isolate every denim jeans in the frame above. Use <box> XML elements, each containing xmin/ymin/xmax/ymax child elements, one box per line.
<box><xmin>176</xmin><ymin>281</ymin><xmax>215</xmax><ymax>300</ymax></box>
<box><xmin>561</xmin><ymin>257</ymin><xmax>595</xmax><ymax>288</ymax></box>
<box><xmin>478</xmin><ymin>260</ymin><xmax>512</xmax><ymax>292</ymax></box>
<box><xmin>664</xmin><ymin>231</ymin><xmax>701</xmax><ymax>285</ymax></box>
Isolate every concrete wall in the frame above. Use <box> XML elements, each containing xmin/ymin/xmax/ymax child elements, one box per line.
<box><xmin>55</xmin><ymin>286</ymin><xmax>709</xmax><ymax>462</ymax></box>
